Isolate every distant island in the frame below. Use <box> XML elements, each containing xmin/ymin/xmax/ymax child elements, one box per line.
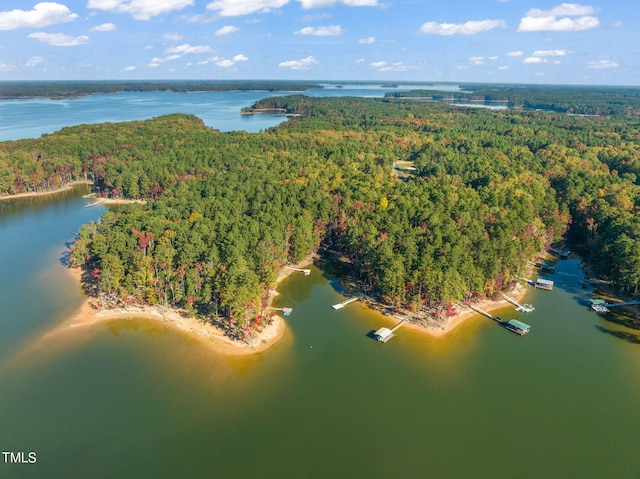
<box><xmin>0</xmin><ymin>80</ymin><xmax>324</xmax><ymax>100</ymax></box>
<box><xmin>1</xmin><ymin>88</ymin><xmax>639</xmax><ymax>344</ymax></box>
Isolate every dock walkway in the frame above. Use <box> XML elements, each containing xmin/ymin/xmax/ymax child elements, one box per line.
<box><xmin>332</xmin><ymin>295</ymin><xmax>364</xmax><ymax>310</ymax></box>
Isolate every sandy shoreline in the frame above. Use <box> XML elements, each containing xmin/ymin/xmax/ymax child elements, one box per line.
<box><xmin>0</xmin><ymin>180</ymin><xmax>93</xmax><ymax>202</ymax></box>
<box><xmin>52</xmin><ymin>256</ymin><xmax>315</xmax><ymax>356</ymax></box>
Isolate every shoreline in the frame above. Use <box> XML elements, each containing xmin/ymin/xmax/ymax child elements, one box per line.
<box><xmin>0</xmin><ymin>180</ymin><xmax>92</xmax><ymax>202</ymax></box>
<box><xmin>362</xmin><ymin>280</ymin><xmax>530</xmax><ymax>338</ymax></box>
<box><xmin>52</xmin><ymin>256</ymin><xmax>315</xmax><ymax>356</ymax></box>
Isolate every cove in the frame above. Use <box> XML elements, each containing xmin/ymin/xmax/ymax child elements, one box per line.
<box><xmin>1</xmin><ymin>189</ymin><xmax>640</xmax><ymax>478</ymax></box>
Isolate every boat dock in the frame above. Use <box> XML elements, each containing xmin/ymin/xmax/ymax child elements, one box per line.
<box><xmin>84</xmin><ymin>198</ymin><xmax>105</xmax><ymax>208</ymax></box>
<box><xmin>528</xmin><ymin>260</ymin><xmax>556</xmax><ymax>272</ymax></box>
<box><xmin>269</xmin><ymin>307</ymin><xmax>293</xmax><ymax>316</ymax></box>
<box><xmin>535</xmin><ymin>278</ymin><xmax>554</xmax><ymax>291</ymax></box>
<box><xmin>286</xmin><ymin>267</ymin><xmax>311</xmax><ymax>276</ymax></box>
<box><xmin>549</xmin><ymin>246</ymin><xmax>570</xmax><ymax>258</ymax></box>
<box><xmin>590</xmin><ymin>297</ymin><xmax>640</xmax><ymax>313</ymax></box>
<box><xmin>504</xmin><ymin>319</ymin><xmax>531</xmax><ymax>336</ymax></box>
<box><xmin>332</xmin><ymin>295</ymin><xmax>364</xmax><ymax>310</ymax></box>
<box><xmin>502</xmin><ymin>294</ymin><xmax>535</xmax><ymax>313</ymax></box>
<box><xmin>373</xmin><ymin>319</ymin><xmax>407</xmax><ymax>343</ymax></box>
<box><xmin>81</xmin><ymin>192</ymin><xmax>96</xmax><ymax>198</ymax></box>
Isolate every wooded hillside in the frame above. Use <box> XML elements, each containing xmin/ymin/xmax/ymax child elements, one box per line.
<box><xmin>2</xmin><ymin>94</ymin><xmax>639</xmax><ymax>336</ymax></box>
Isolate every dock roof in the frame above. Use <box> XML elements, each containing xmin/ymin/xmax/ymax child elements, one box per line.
<box><xmin>506</xmin><ymin>319</ymin><xmax>531</xmax><ymax>331</ymax></box>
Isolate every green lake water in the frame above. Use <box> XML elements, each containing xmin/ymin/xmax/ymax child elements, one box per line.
<box><xmin>1</xmin><ymin>189</ymin><xmax>640</xmax><ymax>479</ymax></box>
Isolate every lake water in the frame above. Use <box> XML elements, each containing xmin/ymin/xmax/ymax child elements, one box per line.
<box><xmin>1</xmin><ymin>90</ymin><xmax>640</xmax><ymax>478</ymax></box>
<box><xmin>0</xmin><ymin>83</ymin><xmax>461</xmax><ymax>141</ymax></box>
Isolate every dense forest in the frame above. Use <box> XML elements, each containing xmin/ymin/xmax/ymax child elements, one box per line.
<box><xmin>385</xmin><ymin>84</ymin><xmax>640</xmax><ymax>116</ymax></box>
<box><xmin>2</xmin><ymin>93</ymin><xmax>640</xmax><ymax>337</ymax></box>
<box><xmin>0</xmin><ymin>80</ymin><xmax>322</xmax><ymax>99</ymax></box>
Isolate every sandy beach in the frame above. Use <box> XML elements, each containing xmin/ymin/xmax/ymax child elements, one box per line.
<box><xmin>49</xmin><ymin>256</ymin><xmax>316</xmax><ymax>356</ymax></box>
<box><xmin>0</xmin><ymin>180</ymin><xmax>92</xmax><ymax>202</ymax></box>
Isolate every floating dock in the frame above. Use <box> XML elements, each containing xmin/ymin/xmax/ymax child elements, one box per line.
<box><xmin>286</xmin><ymin>267</ymin><xmax>311</xmax><ymax>276</ymax></box>
<box><xmin>332</xmin><ymin>295</ymin><xmax>364</xmax><ymax>310</ymax></box>
<box><xmin>502</xmin><ymin>294</ymin><xmax>535</xmax><ymax>313</ymax></box>
<box><xmin>374</xmin><ymin>319</ymin><xmax>407</xmax><ymax>343</ymax></box>
<box><xmin>84</xmin><ymin>198</ymin><xmax>105</xmax><ymax>208</ymax></box>
<box><xmin>81</xmin><ymin>192</ymin><xmax>96</xmax><ymax>198</ymax></box>
<box><xmin>535</xmin><ymin>278</ymin><xmax>554</xmax><ymax>291</ymax></box>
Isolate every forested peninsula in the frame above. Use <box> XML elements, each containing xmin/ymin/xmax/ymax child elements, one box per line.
<box><xmin>2</xmin><ymin>92</ymin><xmax>640</xmax><ymax>340</ymax></box>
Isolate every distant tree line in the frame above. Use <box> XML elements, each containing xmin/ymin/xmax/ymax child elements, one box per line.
<box><xmin>385</xmin><ymin>84</ymin><xmax>640</xmax><ymax>116</ymax></box>
<box><xmin>0</xmin><ymin>80</ymin><xmax>323</xmax><ymax>99</ymax></box>
<box><xmin>1</xmin><ymin>94</ymin><xmax>639</xmax><ymax>338</ymax></box>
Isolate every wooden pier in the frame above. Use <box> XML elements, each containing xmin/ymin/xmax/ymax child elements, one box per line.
<box><xmin>465</xmin><ymin>303</ymin><xmax>503</xmax><ymax>322</ymax></box>
<box><xmin>332</xmin><ymin>295</ymin><xmax>364</xmax><ymax>310</ymax></box>
<box><xmin>374</xmin><ymin>319</ymin><xmax>407</xmax><ymax>343</ymax></box>
<box><xmin>286</xmin><ymin>267</ymin><xmax>311</xmax><ymax>276</ymax></box>
<box><xmin>502</xmin><ymin>294</ymin><xmax>535</xmax><ymax>313</ymax></box>
<box><xmin>84</xmin><ymin>198</ymin><xmax>105</xmax><ymax>208</ymax></box>
<box><xmin>269</xmin><ymin>307</ymin><xmax>293</xmax><ymax>316</ymax></box>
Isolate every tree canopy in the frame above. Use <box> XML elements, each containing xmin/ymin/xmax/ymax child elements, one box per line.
<box><xmin>3</xmin><ymin>92</ymin><xmax>640</xmax><ymax>336</ymax></box>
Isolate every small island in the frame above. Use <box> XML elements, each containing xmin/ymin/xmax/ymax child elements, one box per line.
<box><xmin>2</xmin><ymin>91</ymin><xmax>639</xmax><ymax>348</ymax></box>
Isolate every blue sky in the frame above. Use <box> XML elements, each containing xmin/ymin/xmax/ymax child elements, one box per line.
<box><xmin>0</xmin><ymin>0</ymin><xmax>637</xmax><ymax>85</ymax></box>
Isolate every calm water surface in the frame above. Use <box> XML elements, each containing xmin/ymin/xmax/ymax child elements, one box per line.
<box><xmin>0</xmin><ymin>189</ymin><xmax>639</xmax><ymax>479</ymax></box>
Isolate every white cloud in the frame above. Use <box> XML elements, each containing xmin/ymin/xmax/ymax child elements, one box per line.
<box><xmin>164</xmin><ymin>33</ymin><xmax>183</xmax><ymax>40</ymax></box>
<box><xmin>518</xmin><ymin>3</ymin><xmax>599</xmax><ymax>32</ymax></box>
<box><xmin>165</xmin><ymin>44</ymin><xmax>211</xmax><ymax>54</ymax></box>
<box><xmin>91</xmin><ymin>22</ymin><xmax>117</xmax><ymax>32</ymax></box>
<box><xmin>123</xmin><ymin>65</ymin><xmax>136</xmax><ymax>71</ymax></box>
<box><xmin>28</xmin><ymin>32</ymin><xmax>89</xmax><ymax>46</ymax></box>
<box><xmin>359</xmin><ymin>36</ymin><xmax>375</xmax><ymax>44</ymax></box>
<box><xmin>527</xmin><ymin>3</ymin><xmax>596</xmax><ymax>17</ymax></box>
<box><xmin>278</xmin><ymin>55</ymin><xmax>318</xmax><ymax>70</ymax></box>
<box><xmin>298</xmin><ymin>0</ymin><xmax>378</xmax><ymax>7</ymax></box>
<box><xmin>420</xmin><ymin>19</ymin><xmax>507</xmax><ymax>35</ymax></box>
<box><xmin>198</xmin><ymin>53</ymin><xmax>248</xmax><ymax>67</ymax></box>
<box><xmin>507</xmin><ymin>50</ymin><xmax>524</xmax><ymax>57</ymax></box>
<box><xmin>25</xmin><ymin>56</ymin><xmax>45</xmax><ymax>67</ymax></box>
<box><xmin>294</xmin><ymin>25</ymin><xmax>343</xmax><ymax>36</ymax></box>
<box><xmin>215</xmin><ymin>25</ymin><xmax>239</xmax><ymax>36</ymax></box>
<box><xmin>355</xmin><ymin>58</ymin><xmax>366</xmax><ymax>63</ymax></box>
<box><xmin>0</xmin><ymin>2</ymin><xmax>78</xmax><ymax>30</ymax></box>
<box><xmin>88</xmin><ymin>0</ymin><xmax>194</xmax><ymax>20</ymax></box>
<box><xmin>366</xmin><ymin>60</ymin><xmax>412</xmax><ymax>72</ymax></box>
<box><xmin>148</xmin><ymin>54</ymin><xmax>182</xmax><ymax>67</ymax></box>
<box><xmin>498</xmin><ymin>65</ymin><xmax>510</xmax><ymax>70</ymax></box>
<box><xmin>523</xmin><ymin>56</ymin><xmax>545</xmax><ymax>63</ymax></box>
<box><xmin>469</xmin><ymin>56</ymin><xmax>485</xmax><ymax>65</ymax></box>
<box><xmin>533</xmin><ymin>49</ymin><xmax>571</xmax><ymax>57</ymax></box>
<box><xmin>587</xmin><ymin>59</ymin><xmax>619</xmax><ymax>69</ymax></box>
<box><xmin>206</xmin><ymin>0</ymin><xmax>289</xmax><ymax>16</ymax></box>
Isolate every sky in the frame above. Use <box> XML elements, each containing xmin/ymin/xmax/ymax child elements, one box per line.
<box><xmin>0</xmin><ymin>0</ymin><xmax>637</xmax><ymax>85</ymax></box>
